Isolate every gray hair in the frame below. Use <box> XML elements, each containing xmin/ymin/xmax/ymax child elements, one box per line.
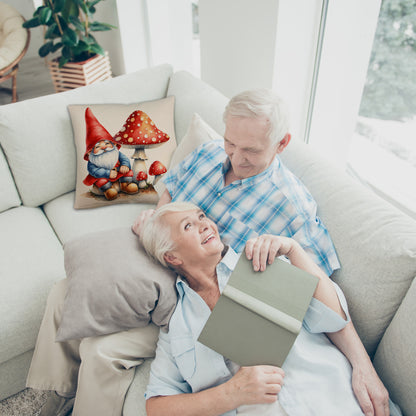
<box><xmin>140</xmin><ymin>201</ymin><xmax>200</xmax><ymax>267</ymax></box>
<box><xmin>223</xmin><ymin>89</ymin><xmax>290</xmax><ymax>145</ymax></box>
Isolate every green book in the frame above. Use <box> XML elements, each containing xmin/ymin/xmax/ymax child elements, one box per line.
<box><xmin>198</xmin><ymin>255</ymin><xmax>319</xmax><ymax>367</ymax></box>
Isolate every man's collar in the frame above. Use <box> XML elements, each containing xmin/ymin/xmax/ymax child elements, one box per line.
<box><xmin>221</xmin><ymin>156</ymin><xmax>280</xmax><ymax>186</ymax></box>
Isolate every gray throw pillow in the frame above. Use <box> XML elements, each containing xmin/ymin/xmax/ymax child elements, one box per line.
<box><xmin>56</xmin><ymin>227</ymin><xmax>177</xmax><ymax>341</ymax></box>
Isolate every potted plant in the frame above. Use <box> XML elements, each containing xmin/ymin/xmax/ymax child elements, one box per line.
<box><xmin>23</xmin><ymin>0</ymin><xmax>116</xmax><ymax>92</ymax></box>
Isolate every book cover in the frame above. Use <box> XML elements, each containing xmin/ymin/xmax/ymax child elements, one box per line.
<box><xmin>198</xmin><ymin>255</ymin><xmax>319</xmax><ymax>367</ymax></box>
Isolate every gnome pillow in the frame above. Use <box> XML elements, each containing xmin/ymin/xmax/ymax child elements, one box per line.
<box><xmin>68</xmin><ymin>97</ymin><xmax>176</xmax><ymax>209</ymax></box>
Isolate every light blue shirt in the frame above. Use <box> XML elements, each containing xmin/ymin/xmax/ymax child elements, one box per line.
<box><xmin>163</xmin><ymin>140</ymin><xmax>340</xmax><ymax>276</ymax></box>
<box><xmin>145</xmin><ymin>248</ymin><xmax>366</xmax><ymax>415</ymax></box>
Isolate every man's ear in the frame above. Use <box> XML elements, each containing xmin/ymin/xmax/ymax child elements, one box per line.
<box><xmin>276</xmin><ymin>133</ymin><xmax>291</xmax><ymax>154</ymax></box>
<box><xmin>164</xmin><ymin>252</ymin><xmax>183</xmax><ymax>266</ymax></box>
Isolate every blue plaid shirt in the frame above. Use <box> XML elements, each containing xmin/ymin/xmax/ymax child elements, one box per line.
<box><xmin>163</xmin><ymin>140</ymin><xmax>340</xmax><ymax>276</ymax></box>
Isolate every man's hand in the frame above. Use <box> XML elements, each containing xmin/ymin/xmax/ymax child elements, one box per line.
<box><xmin>352</xmin><ymin>364</ymin><xmax>390</xmax><ymax>416</ymax></box>
<box><xmin>109</xmin><ymin>169</ymin><xmax>118</xmax><ymax>179</ymax></box>
<box><xmin>225</xmin><ymin>365</ymin><xmax>284</xmax><ymax>408</ymax></box>
<box><xmin>132</xmin><ymin>209</ymin><xmax>156</xmax><ymax>236</ymax></box>
<box><xmin>245</xmin><ymin>235</ymin><xmax>296</xmax><ymax>272</ymax></box>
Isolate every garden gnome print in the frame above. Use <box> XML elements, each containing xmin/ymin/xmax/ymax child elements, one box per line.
<box><xmin>83</xmin><ymin>107</ymin><xmax>138</xmax><ymax>200</ymax></box>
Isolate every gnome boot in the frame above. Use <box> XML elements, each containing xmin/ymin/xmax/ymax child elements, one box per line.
<box><xmin>104</xmin><ymin>186</ymin><xmax>118</xmax><ymax>200</ymax></box>
<box><xmin>120</xmin><ymin>181</ymin><xmax>139</xmax><ymax>194</ymax></box>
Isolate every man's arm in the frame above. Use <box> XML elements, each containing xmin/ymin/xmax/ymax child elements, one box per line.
<box><xmin>245</xmin><ymin>234</ymin><xmax>390</xmax><ymax>416</ymax></box>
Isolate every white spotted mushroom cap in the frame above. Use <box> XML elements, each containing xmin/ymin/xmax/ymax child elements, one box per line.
<box><xmin>113</xmin><ymin>110</ymin><xmax>170</xmax><ymax>148</ymax></box>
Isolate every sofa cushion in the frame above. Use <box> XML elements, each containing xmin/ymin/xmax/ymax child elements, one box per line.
<box><xmin>0</xmin><ymin>206</ymin><xmax>65</xmax><ymax>364</ymax></box>
<box><xmin>155</xmin><ymin>113</ymin><xmax>222</xmax><ymax>196</ymax></box>
<box><xmin>373</xmin><ymin>277</ymin><xmax>416</xmax><ymax>416</ymax></box>
<box><xmin>167</xmin><ymin>70</ymin><xmax>228</xmax><ymax>143</ymax></box>
<box><xmin>43</xmin><ymin>191</ymin><xmax>153</xmax><ymax>245</ymax></box>
<box><xmin>0</xmin><ymin>145</ymin><xmax>20</xmax><ymax>213</ymax></box>
<box><xmin>68</xmin><ymin>97</ymin><xmax>176</xmax><ymax>209</ymax></box>
<box><xmin>56</xmin><ymin>227</ymin><xmax>177</xmax><ymax>341</ymax></box>
<box><xmin>0</xmin><ymin>64</ymin><xmax>173</xmax><ymax>208</ymax></box>
<box><xmin>280</xmin><ymin>141</ymin><xmax>416</xmax><ymax>356</ymax></box>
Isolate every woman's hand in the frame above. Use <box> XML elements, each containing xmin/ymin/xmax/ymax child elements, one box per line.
<box><xmin>132</xmin><ymin>209</ymin><xmax>155</xmax><ymax>236</ymax></box>
<box><xmin>351</xmin><ymin>360</ymin><xmax>390</xmax><ymax>416</ymax></box>
<box><xmin>225</xmin><ymin>365</ymin><xmax>285</xmax><ymax>407</ymax></box>
<box><xmin>245</xmin><ymin>235</ymin><xmax>297</xmax><ymax>272</ymax></box>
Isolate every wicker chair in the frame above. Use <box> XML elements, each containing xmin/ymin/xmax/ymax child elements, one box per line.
<box><xmin>0</xmin><ymin>2</ymin><xmax>30</xmax><ymax>103</ymax></box>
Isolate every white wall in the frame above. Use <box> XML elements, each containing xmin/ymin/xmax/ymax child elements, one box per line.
<box><xmin>199</xmin><ymin>0</ymin><xmax>280</xmax><ymax>98</ymax></box>
<box><xmin>146</xmin><ymin>0</ymin><xmax>194</xmax><ymax>72</ymax></box>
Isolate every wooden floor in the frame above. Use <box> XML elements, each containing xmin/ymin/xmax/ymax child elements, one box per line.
<box><xmin>0</xmin><ymin>56</ymin><xmax>56</xmax><ymax>106</ymax></box>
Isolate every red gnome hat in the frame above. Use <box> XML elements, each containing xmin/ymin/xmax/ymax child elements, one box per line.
<box><xmin>83</xmin><ymin>107</ymin><xmax>118</xmax><ymax>160</ymax></box>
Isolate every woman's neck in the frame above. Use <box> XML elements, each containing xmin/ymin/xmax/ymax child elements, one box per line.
<box><xmin>181</xmin><ymin>253</ymin><xmax>223</xmax><ymax>310</ymax></box>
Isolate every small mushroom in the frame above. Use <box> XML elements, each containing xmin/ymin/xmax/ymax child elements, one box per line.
<box><xmin>136</xmin><ymin>171</ymin><xmax>148</xmax><ymax>188</ymax></box>
<box><xmin>113</xmin><ymin>110</ymin><xmax>170</xmax><ymax>182</ymax></box>
<box><xmin>149</xmin><ymin>160</ymin><xmax>167</xmax><ymax>186</ymax></box>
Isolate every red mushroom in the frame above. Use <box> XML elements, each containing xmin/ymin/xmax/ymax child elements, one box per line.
<box><xmin>149</xmin><ymin>161</ymin><xmax>167</xmax><ymax>186</ymax></box>
<box><xmin>113</xmin><ymin>110</ymin><xmax>170</xmax><ymax>182</ymax></box>
<box><xmin>136</xmin><ymin>171</ymin><xmax>148</xmax><ymax>188</ymax></box>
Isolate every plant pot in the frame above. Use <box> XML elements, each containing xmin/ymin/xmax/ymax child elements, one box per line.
<box><xmin>47</xmin><ymin>52</ymin><xmax>112</xmax><ymax>93</ymax></box>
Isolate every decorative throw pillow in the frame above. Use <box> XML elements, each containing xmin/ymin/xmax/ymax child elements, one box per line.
<box><xmin>154</xmin><ymin>113</ymin><xmax>223</xmax><ymax>196</ymax></box>
<box><xmin>56</xmin><ymin>227</ymin><xmax>178</xmax><ymax>342</ymax></box>
<box><xmin>68</xmin><ymin>96</ymin><xmax>176</xmax><ymax>209</ymax></box>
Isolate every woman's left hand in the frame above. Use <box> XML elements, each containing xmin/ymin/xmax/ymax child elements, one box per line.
<box><xmin>245</xmin><ymin>235</ymin><xmax>296</xmax><ymax>272</ymax></box>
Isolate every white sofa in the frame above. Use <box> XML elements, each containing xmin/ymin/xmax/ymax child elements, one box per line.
<box><xmin>0</xmin><ymin>64</ymin><xmax>415</xmax><ymax>416</ymax></box>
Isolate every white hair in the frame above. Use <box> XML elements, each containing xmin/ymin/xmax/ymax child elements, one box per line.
<box><xmin>223</xmin><ymin>89</ymin><xmax>290</xmax><ymax>145</ymax></box>
<box><xmin>140</xmin><ymin>201</ymin><xmax>200</xmax><ymax>267</ymax></box>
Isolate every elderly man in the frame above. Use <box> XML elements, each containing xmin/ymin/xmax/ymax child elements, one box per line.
<box><xmin>139</xmin><ymin>202</ymin><xmax>397</xmax><ymax>416</ymax></box>
<box><xmin>28</xmin><ymin>90</ymin><xmax>388</xmax><ymax>416</ymax></box>
<box><xmin>133</xmin><ymin>89</ymin><xmax>389</xmax><ymax>415</ymax></box>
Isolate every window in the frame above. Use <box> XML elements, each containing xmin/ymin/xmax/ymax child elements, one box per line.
<box><xmin>347</xmin><ymin>0</ymin><xmax>416</xmax><ymax>218</ymax></box>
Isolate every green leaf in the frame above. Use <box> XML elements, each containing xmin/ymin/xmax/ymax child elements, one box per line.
<box><xmin>51</xmin><ymin>42</ymin><xmax>63</xmax><ymax>53</ymax></box>
<box><xmin>69</xmin><ymin>15</ymin><xmax>85</xmax><ymax>32</ymax></box>
<box><xmin>39</xmin><ymin>7</ymin><xmax>52</xmax><ymax>24</ymax></box>
<box><xmin>61</xmin><ymin>45</ymin><xmax>72</xmax><ymax>59</ymax></box>
<box><xmin>62</xmin><ymin>28</ymin><xmax>79</xmax><ymax>46</ymax></box>
<box><xmin>59</xmin><ymin>55</ymin><xmax>69</xmax><ymax>67</ymax></box>
<box><xmin>89</xmin><ymin>22</ymin><xmax>114</xmax><ymax>31</ymax></box>
<box><xmin>44</xmin><ymin>23</ymin><xmax>59</xmax><ymax>39</ymax></box>
<box><xmin>22</xmin><ymin>17</ymin><xmax>41</xmax><ymax>28</ymax></box>
<box><xmin>74</xmin><ymin>0</ymin><xmax>88</xmax><ymax>14</ymax></box>
<box><xmin>38</xmin><ymin>41</ymin><xmax>54</xmax><ymax>57</ymax></box>
<box><xmin>62</xmin><ymin>0</ymin><xmax>79</xmax><ymax>21</ymax></box>
<box><xmin>75</xmin><ymin>40</ymin><xmax>90</xmax><ymax>52</ymax></box>
<box><xmin>88</xmin><ymin>0</ymin><xmax>102</xmax><ymax>8</ymax></box>
<box><xmin>53</xmin><ymin>0</ymin><xmax>65</xmax><ymax>13</ymax></box>
<box><xmin>89</xmin><ymin>43</ymin><xmax>105</xmax><ymax>56</ymax></box>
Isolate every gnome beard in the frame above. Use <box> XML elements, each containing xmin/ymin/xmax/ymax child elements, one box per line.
<box><xmin>89</xmin><ymin>145</ymin><xmax>120</xmax><ymax>170</ymax></box>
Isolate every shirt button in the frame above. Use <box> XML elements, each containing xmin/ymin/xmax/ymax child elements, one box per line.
<box><xmin>217</xmin><ymin>192</ymin><xmax>222</xmax><ymax>197</ymax></box>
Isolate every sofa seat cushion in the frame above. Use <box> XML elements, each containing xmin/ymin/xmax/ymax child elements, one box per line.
<box><xmin>0</xmin><ymin>206</ymin><xmax>65</xmax><ymax>364</ymax></box>
<box><xmin>0</xmin><ymin>64</ymin><xmax>173</xmax><ymax>208</ymax></box>
<box><xmin>0</xmin><ymin>145</ymin><xmax>20</xmax><ymax>212</ymax></box>
<box><xmin>280</xmin><ymin>141</ymin><xmax>416</xmax><ymax>356</ymax></box>
<box><xmin>43</xmin><ymin>191</ymin><xmax>155</xmax><ymax>245</ymax></box>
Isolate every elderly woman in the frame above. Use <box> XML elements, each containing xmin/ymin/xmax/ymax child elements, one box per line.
<box><xmin>140</xmin><ymin>202</ymin><xmax>400</xmax><ymax>416</ymax></box>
